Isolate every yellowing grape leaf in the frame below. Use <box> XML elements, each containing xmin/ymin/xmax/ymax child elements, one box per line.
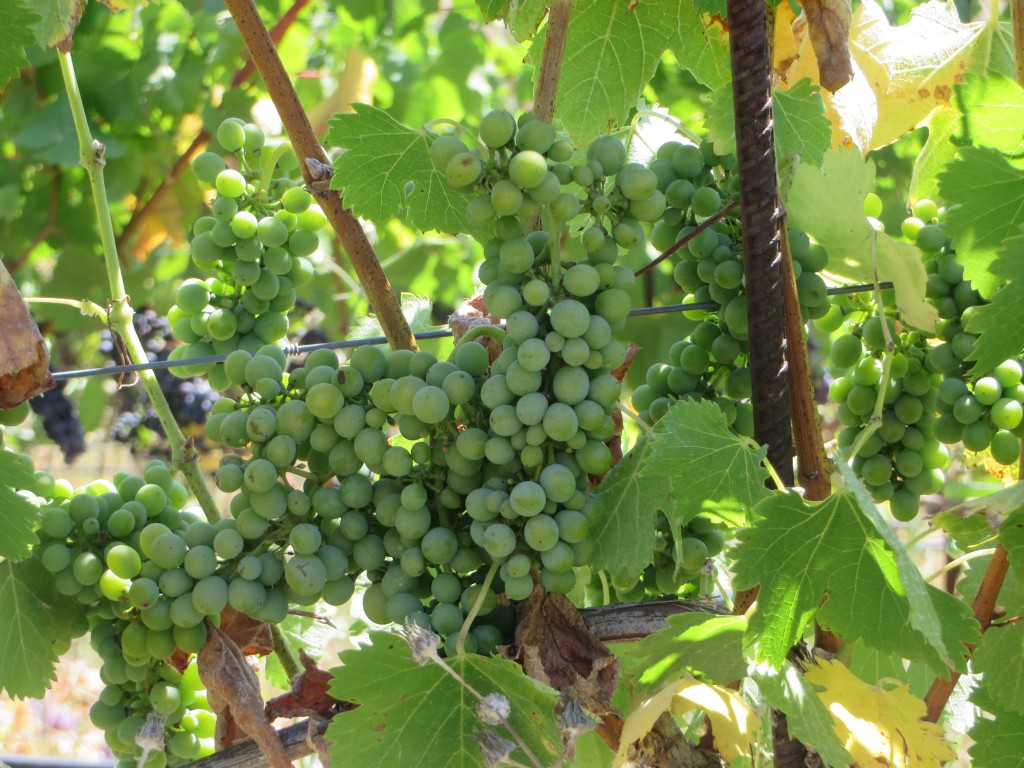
<box><xmin>615</xmin><ymin>679</ymin><xmax>760</xmax><ymax>767</ymax></box>
<box><xmin>31</xmin><ymin>0</ymin><xmax>85</xmax><ymax>48</ymax></box>
<box><xmin>96</xmin><ymin>0</ymin><xmax>154</xmax><ymax>11</ymax></box>
<box><xmin>804</xmin><ymin>658</ymin><xmax>955</xmax><ymax>768</ymax></box>
<box><xmin>0</xmin><ymin>262</ymin><xmax>54</xmax><ymax>409</ymax></box>
<box><xmin>784</xmin><ymin>148</ymin><xmax>937</xmax><ymax>332</ymax></box>
<box><xmin>775</xmin><ymin>0</ymin><xmax>981</xmax><ymax>152</ymax></box>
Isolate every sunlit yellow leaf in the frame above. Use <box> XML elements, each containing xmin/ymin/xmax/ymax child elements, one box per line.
<box><xmin>614</xmin><ymin>679</ymin><xmax>760</xmax><ymax>767</ymax></box>
<box><xmin>804</xmin><ymin>658</ymin><xmax>955</xmax><ymax>768</ymax></box>
<box><xmin>775</xmin><ymin>0</ymin><xmax>982</xmax><ymax>151</ymax></box>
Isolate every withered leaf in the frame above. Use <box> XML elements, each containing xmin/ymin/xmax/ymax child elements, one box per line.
<box><xmin>512</xmin><ymin>588</ymin><xmax>620</xmax><ymax>718</ymax></box>
<box><xmin>0</xmin><ymin>262</ymin><xmax>53</xmax><ymax>409</ymax></box>
<box><xmin>803</xmin><ymin>0</ymin><xmax>854</xmax><ymax>93</ymax></box>
<box><xmin>197</xmin><ymin>622</ymin><xmax>291</xmax><ymax>768</ymax></box>
<box><xmin>265</xmin><ymin>649</ymin><xmax>354</xmax><ymax>721</ymax></box>
<box><xmin>219</xmin><ymin>606</ymin><xmax>274</xmax><ymax>656</ymax></box>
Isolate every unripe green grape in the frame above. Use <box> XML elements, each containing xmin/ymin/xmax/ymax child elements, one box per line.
<box><xmin>430</xmin><ymin>134</ymin><xmax>468</xmax><ymax>171</ymax></box>
<box><xmin>446</xmin><ymin>152</ymin><xmax>482</xmax><ymax>187</ymax></box>
<box><xmin>217</xmin><ymin>120</ymin><xmax>246</xmax><ymax>152</ymax></box>
<box><xmin>691</xmin><ymin>186</ymin><xmax>722</xmax><ymax>217</ymax></box>
<box><xmin>672</xmin><ymin>144</ymin><xmax>704</xmax><ymax>178</ymax></box>
<box><xmin>587</xmin><ymin>135</ymin><xmax>626</xmax><ymax>176</ymax></box>
<box><xmin>282</xmin><ymin>185</ymin><xmax>313</xmax><ymax>213</ymax></box>
<box><xmin>509</xmin><ymin>150</ymin><xmax>548</xmax><ymax>189</ymax></box>
<box><xmin>215</xmin><ymin>169</ymin><xmax>247</xmax><ymax>198</ymax></box>
<box><xmin>490</xmin><ymin>179</ymin><xmax>524</xmax><ymax>216</ymax></box>
<box><xmin>192</xmin><ymin>152</ymin><xmax>227</xmax><ymax>184</ymax></box>
<box><xmin>516</xmin><ymin>119</ymin><xmax>555</xmax><ymax>153</ymax></box>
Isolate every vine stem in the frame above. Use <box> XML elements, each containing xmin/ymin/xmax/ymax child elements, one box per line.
<box><xmin>923</xmin><ymin>543</ymin><xmax>1010</xmax><ymax>722</ymax></box>
<box><xmin>1014</xmin><ymin>0</ymin><xmax>1024</xmax><ymax>87</ymax></box>
<box><xmin>634</xmin><ymin>200</ymin><xmax>740</xmax><ymax>278</ymax></box>
<box><xmin>57</xmin><ymin>49</ymin><xmax>221</xmax><ymax>524</ymax></box>
<box><xmin>270</xmin><ymin>624</ymin><xmax>304</xmax><ymax>682</ymax></box>
<box><xmin>223</xmin><ymin>0</ymin><xmax>415</xmax><ymax>351</ymax></box>
<box><xmin>533</xmin><ymin>0</ymin><xmax>572</xmax><ymax>122</ymax></box>
<box><xmin>23</xmin><ymin>297</ymin><xmax>108</xmax><ymax>321</ymax></box>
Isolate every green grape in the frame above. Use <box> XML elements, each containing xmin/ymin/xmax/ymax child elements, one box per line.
<box><xmin>282</xmin><ymin>186</ymin><xmax>313</xmax><ymax>213</ymax></box>
<box><xmin>421</xmin><ymin>527</ymin><xmax>458</xmax><ymax>564</ymax></box>
<box><xmin>509</xmin><ymin>150</ymin><xmax>548</xmax><ymax>189</ymax></box>
<box><xmin>215</xmin><ymin>169</ymin><xmax>247</xmax><ymax>199</ymax></box>
<box><xmin>587</xmin><ymin>136</ymin><xmax>626</xmax><ymax>176</ymax></box>
<box><xmin>192</xmin><ymin>152</ymin><xmax>227</xmax><ymax>184</ymax></box>
<box><xmin>446</xmin><ymin>153</ymin><xmax>482</xmax><ymax>187</ymax></box>
<box><xmin>524</xmin><ymin>515</ymin><xmax>559</xmax><ymax>552</ymax></box>
<box><xmin>106</xmin><ymin>544</ymin><xmax>143</xmax><ymax>579</ymax></box>
<box><xmin>691</xmin><ymin>186</ymin><xmax>721</xmax><ymax>217</ymax></box>
<box><xmin>217</xmin><ymin>121</ymin><xmax>246</xmax><ymax>152</ymax></box>
<box><xmin>516</xmin><ymin>119</ymin><xmax>556</xmax><ymax>153</ymax></box>
<box><xmin>191</xmin><ymin>576</ymin><xmax>229</xmax><ymax>615</ymax></box>
<box><xmin>480</xmin><ymin>109</ymin><xmax>517</xmax><ymax>148</ymax></box>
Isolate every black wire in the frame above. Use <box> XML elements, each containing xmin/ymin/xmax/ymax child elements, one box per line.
<box><xmin>50</xmin><ymin>282</ymin><xmax>892</xmax><ymax>382</ymax></box>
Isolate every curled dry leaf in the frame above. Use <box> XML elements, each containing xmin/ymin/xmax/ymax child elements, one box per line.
<box><xmin>265</xmin><ymin>649</ymin><xmax>355</xmax><ymax>721</ymax></box>
<box><xmin>449</xmin><ymin>296</ymin><xmax>502</xmax><ymax>362</ymax></box>
<box><xmin>512</xmin><ymin>588</ymin><xmax>620</xmax><ymax>718</ymax></box>
<box><xmin>802</xmin><ymin>0</ymin><xmax>854</xmax><ymax>93</ymax></box>
<box><xmin>218</xmin><ymin>606</ymin><xmax>274</xmax><ymax>656</ymax></box>
<box><xmin>0</xmin><ymin>263</ymin><xmax>53</xmax><ymax>409</ymax></box>
<box><xmin>197</xmin><ymin>621</ymin><xmax>291</xmax><ymax>768</ymax></box>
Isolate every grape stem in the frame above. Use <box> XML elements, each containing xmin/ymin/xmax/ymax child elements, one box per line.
<box><xmin>456</xmin><ymin>562</ymin><xmax>499</xmax><ymax>656</ymax></box>
<box><xmin>270</xmin><ymin>623</ymin><xmax>304</xmax><ymax>682</ymax></box>
<box><xmin>923</xmin><ymin>548</ymin><xmax>996</xmax><ymax>584</ymax></box>
<box><xmin>631</xmin><ymin>107</ymin><xmax>703</xmax><ymax>145</ymax></box>
<box><xmin>598</xmin><ymin>570</ymin><xmax>611</xmax><ymax>605</ymax></box>
<box><xmin>616</xmin><ymin>402</ymin><xmax>653</xmax><ymax>434</ymax></box>
<box><xmin>423</xmin><ymin>118</ymin><xmax>488</xmax><ymax>156</ymax></box>
<box><xmin>845</xmin><ymin>350</ymin><xmax>893</xmax><ymax>463</ymax></box>
<box><xmin>23</xmin><ymin>297</ymin><xmax>108</xmax><ymax>321</ymax></box>
<box><xmin>57</xmin><ymin>49</ymin><xmax>221</xmax><ymax>524</ymax></box>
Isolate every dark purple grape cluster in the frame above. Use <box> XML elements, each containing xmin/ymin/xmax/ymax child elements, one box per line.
<box><xmin>29</xmin><ymin>382</ymin><xmax>86</xmax><ymax>463</ymax></box>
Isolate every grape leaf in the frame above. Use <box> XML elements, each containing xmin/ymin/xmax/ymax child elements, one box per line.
<box><xmin>641</xmin><ymin>399</ymin><xmax>771</xmax><ymax>537</ymax></box>
<box><xmin>616</xmin><ymin>679</ymin><xmax>760</xmax><ymax>766</ymax></box>
<box><xmin>803</xmin><ymin>658</ymin><xmax>955</xmax><ymax>767</ymax></box>
<box><xmin>96</xmin><ymin>0</ymin><xmax>154</xmax><ymax>11</ymax></box>
<box><xmin>0</xmin><ymin>0</ymin><xmax>37</xmax><ymax>92</ymax></box>
<box><xmin>972</xmin><ymin>620</ymin><xmax>1024</xmax><ymax>715</ymax></box>
<box><xmin>751</xmin><ymin>661</ymin><xmax>853</xmax><ymax>768</ymax></box>
<box><xmin>909</xmin><ymin>104</ymin><xmax>959</xmax><ymax>204</ymax></box>
<box><xmin>0</xmin><ymin>558</ymin><xmax>83</xmax><ymax>698</ymax></box>
<box><xmin>475</xmin><ymin>0</ymin><xmax>547</xmax><ymax>41</ymax></box>
<box><xmin>670</xmin><ymin>0</ymin><xmax>731</xmax><ymax>90</ymax></box>
<box><xmin>528</xmin><ymin>0</ymin><xmax>673</xmax><ymax>144</ymax></box>
<box><xmin>733</xmin><ymin>488</ymin><xmax>976</xmax><ymax>671</ymax></box>
<box><xmin>327</xmin><ymin>631</ymin><xmax>561</xmax><ymax>768</ymax></box>
<box><xmin>785</xmin><ymin>148</ymin><xmax>937</xmax><ymax>332</ymax></box>
<box><xmin>0</xmin><ymin>449</ymin><xmax>40</xmax><ymax>561</ymax></box>
<box><xmin>835</xmin><ymin>459</ymin><xmax>974</xmax><ymax>670</ymax></box>
<box><xmin>0</xmin><ymin>261</ymin><xmax>55</xmax><ymax>408</ymax></box>
<box><xmin>705</xmin><ymin>78</ymin><xmax>831</xmax><ymax>168</ymax></box>
<box><xmin>969</xmin><ymin>697</ymin><xmax>1024</xmax><ymax>768</ymax></box>
<box><xmin>625</xmin><ymin>613</ymin><xmax>747</xmax><ymax>694</ymax></box>
<box><xmin>939</xmin><ymin>146</ymin><xmax>1024</xmax><ymax>298</ymax></box>
<box><xmin>31</xmin><ymin>0</ymin><xmax>85</xmax><ymax>48</ymax></box>
<box><xmin>774</xmin><ymin>0</ymin><xmax>984</xmax><ymax>152</ymax></box>
<box><xmin>962</xmin><ymin>235</ymin><xmax>1024</xmax><ymax>376</ymax></box>
<box><xmin>955</xmin><ymin>74</ymin><xmax>1024</xmax><ymax>160</ymax></box>
<box><xmin>325</xmin><ymin>104</ymin><xmax>475</xmax><ymax>235</ymax></box>
<box><xmin>589</xmin><ymin>435</ymin><xmax>662</xmax><ymax>583</ymax></box>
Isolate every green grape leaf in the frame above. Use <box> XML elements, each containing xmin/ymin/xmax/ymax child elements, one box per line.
<box><xmin>96</xmin><ymin>0</ymin><xmax>155</xmax><ymax>11</ymax></box>
<box><xmin>835</xmin><ymin>459</ymin><xmax>974</xmax><ymax>669</ymax></box>
<box><xmin>640</xmin><ymin>399</ymin><xmax>772</xmax><ymax>532</ymax></box>
<box><xmin>0</xmin><ymin>558</ymin><xmax>83</xmax><ymax>698</ymax></box>
<box><xmin>751</xmin><ymin>661</ymin><xmax>854</xmax><ymax>768</ymax></box>
<box><xmin>0</xmin><ymin>450</ymin><xmax>40</xmax><ymax>561</ymax></box>
<box><xmin>962</xmin><ymin>234</ymin><xmax>1024</xmax><ymax>376</ymax></box>
<box><xmin>955</xmin><ymin>73</ymin><xmax>1024</xmax><ymax>160</ymax></box>
<box><xmin>530</xmin><ymin>0</ymin><xmax>673</xmax><ymax>143</ymax></box>
<box><xmin>785</xmin><ymin>148</ymin><xmax>937</xmax><ymax>332</ymax></box>
<box><xmin>327</xmin><ymin>631</ymin><xmax>561</xmax><ymax>768</ymax></box>
<box><xmin>972</xmin><ymin>620</ymin><xmax>1024</xmax><ymax>715</ymax></box>
<box><xmin>706</xmin><ymin>78</ymin><xmax>832</xmax><ymax>169</ymax></box>
<box><xmin>0</xmin><ymin>0</ymin><xmax>38</xmax><ymax>92</ymax></box>
<box><xmin>31</xmin><ymin>0</ymin><xmax>86</xmax><ymax>48</ymax></box>
<box><xmin>671</xmin><ymin>0</ymin><xmax>731</xmax><ymax>90</ymax></box>
<box><xmin>909</xmin><ymin>105</ymin><xmax>959</xmax><ymax>204</ymax></box>
<box><xmin>969</xmin><ymin>698</ymin><xmax>1024</xmax><ymax>768</ymax></box>
<box><xmin>325</xmin><ymin>104</ymin><xmax>475</xmax><ymax>235</ymax></box>
<box><xmin>939</xmin><ymin>146</ymin><xmax>1024</xmax><ymax>299</ymax></box>
<box><xmin>625</xmin><ymin>613</ymin><xmax>747</xmax><ymax>694</ymax></box>
<box><xmin>942</xmin><ymin>481</ymin><xmax>1024</xmax><ymax>527</ymax></box>
<box><xmin>476</xmin><ymin>0</ymin><xmax>547</xmax><ymax>41</ymax></box>
<box><xmin>1002</xmin><ymin>507</ymin><xmax>1024</xmax><ymax>567</ymax></box>
<box><xmin>733</xmin><ymin>487</ymin><xmax>976</xmax><ymax>671</ymax></box>
<box><xmin>589</xmin><ymin>436</ymin><xmax>663</xmax><ymax>583</ymax></box>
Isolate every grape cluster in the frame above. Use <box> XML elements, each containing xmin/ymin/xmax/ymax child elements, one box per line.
<box><xmin>828</xmin><ymin>316</ymin><xmax>947</xmax><ymax>521</ymax></box>
<box><xmin>599</xmin><ymin>513</ymin><xmax>726</xmax><ymax>602</ymax></box>
<box><xmin>28</xmin><ymin>460</ymin><xmax>219</xmax><ymax>765</ymax></box>
<box><xmin>29</xmin><ymin>382</ymin><xmax>87</xmax><ymax>463</ymax></box>
<box><xmin>168</xmin><ymin>118</ymin><xmax>326</xmax><ymax>387</ymax></box>
<box><xmin>904</xmin><ymin>205</ymin><xmax>1024</xmax><ymax>467</ymax></box>
<box><xmin>103</xmin><ymin>309</ymin><xmax>219</xmax><ymax>447</ymax></box>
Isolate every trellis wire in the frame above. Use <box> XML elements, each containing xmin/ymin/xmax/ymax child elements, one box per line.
<box><xmin>50</xmin><ymin>282</ymin><xmax>892</xmax><ymax>383</ymax></box>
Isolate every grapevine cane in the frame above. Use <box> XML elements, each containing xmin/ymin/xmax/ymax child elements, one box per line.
<box><xmin>58</xmin><ymin>49</ymin><xmax>221</xmax><ymax>524</ymax></box>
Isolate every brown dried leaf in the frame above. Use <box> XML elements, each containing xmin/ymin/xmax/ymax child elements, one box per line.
<box><xmin>265</xmin><ymin>649</ymin><xmax>353</xmax><ymax>721</ymax></box>
<box><xmin>0</xmin><ymin>263</ymin><xmax>53</xmax><ymax>409</ymax></box>
<box><xmin>218</xmin><ymin>606</ymin><xmax>274</xmax><ymax>656</ymax></box>
<box><xmin>448</xmin><ymin>296</ymin><xmax>502</xmax><ymax>362</ymax></box>
<box><xmin>512</xmin><ymin>588</ymin><xmax>620</xmax><ymax>718</ymax></box>
<box><xmin>803</xmin><ymin>0</ymin><xmax>854</xmax><ymax>93</ymax></box>
<box><xmin>197</xmin><ymin>622</ymin><xmax>291</xmax><ymax>768</ymax></box>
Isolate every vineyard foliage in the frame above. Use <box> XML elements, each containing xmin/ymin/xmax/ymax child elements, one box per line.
<box><xmin>3</xmin><ymin>0</ymin><xmax>1024</xmax><ymax>767</ymax></box>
